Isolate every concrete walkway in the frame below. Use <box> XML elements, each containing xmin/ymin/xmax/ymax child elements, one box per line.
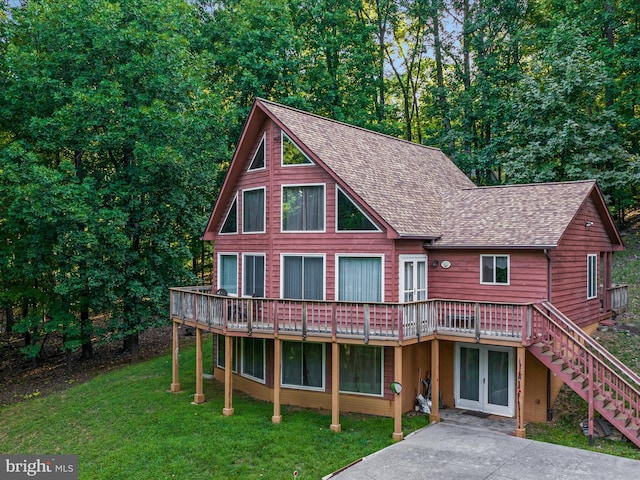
<box><xmin>324</xmin><ymin>422</ymin><xmax>639</xmax><ymax>480</ymax></box>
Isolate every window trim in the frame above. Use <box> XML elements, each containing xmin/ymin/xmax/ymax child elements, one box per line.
<box><xmin>242</xmin><ymin>187</ymin><xmax>266</xmax><ymax>234</ymax></box>
<box><xmin>587</xmin><ymin>254</ymin><xmax>598</xmax><ymax>300</ymax></box>
<box><xmin>338</xmin><ymin>344</ymin><xmax>384</xmax><ymax>397</ymax></box>
<box><xmin>219</xmin><ymin>193</ymin><xmax>238</xmax><ymax>235</ymax></box>
<box><xmin>240</xmin><ymin>337</ymin><xmax>266</xmax><ymax>383</ymax></box>
<box><xmin>280</xmin><ymin>253</ymin><xmax>326</xmax><ymax>301</ymax></box>
<box><xmin>335</xmin><ymin>186</ymin><xmax>381</xmax><ymax>233</ymax></box>
<box><xmin>280</xmin><ymin>183</ymin><xmax>326</xmax><ymax>233</ymax></box>
<box><xmin>480</xmin><ymin>254</ymin><xmax>510</xmax><ymax>285</ymax></box>
<box><xmin>335</xmin><ymin>254</ymin><xmax>385</xmax><ymax>302</ymax></box>
<box><xmin>280</xmin><ymin>340</ymin><xmax>326</xmax><ymax>392</ymax></box>
<box><xmin>242</xmin><ymin>253</ymin><xmax>266</xmax><ymax>298</ymax></box>
<box><xmin>217</xmin><ymin>252</ymin><xmax>238</xmax><ymax>296</ymax></box>
<box><xmin>248</xmin><ymin>133</ymin><xmax>266</xmax><ymax>172</ymax></box>
<box><xmin>281</xmin><ymin>131</ymin><xmax>314</xmax><ymax>166</ymax></box>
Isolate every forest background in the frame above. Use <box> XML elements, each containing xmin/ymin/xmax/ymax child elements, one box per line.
<box><xmin>0</xmin><ymin>0</ymin><xmax>638</xmax><ymax>366</ymax></box>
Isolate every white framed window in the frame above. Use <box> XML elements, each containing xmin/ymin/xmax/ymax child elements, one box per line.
<box><xmin>281</xmin><ymin>184</ymin><xmax>325</xmax><ymax>232</ymax></box>
<box><xmin>281</xmin><ymin>254</ymin><xmax>325</xmax><ymax>300</ymax></box>
<box><xmin>587</xmin><ymin>254</ymin><xmax>598</xmax><ymax>299</ymax></box>
<box><xmin>241</xmin><ymin>337</ymin><xmax>265</xmax><ymax>383</ymax></box>
<box><xmin>281</xmin><ymin>341</ymin><xmax>325</xmax><ymax>391</ymax></box>
<box><xmin>242</xmin><ymin>187</ymin><xmax>265</xmax><ymax>233</ymax></box>
<box><xmin>339</xmin><ymin>344</ymin><xmax>383</xmax><ymax>396</ymax></box>
<box><xmin>248</xmin><ymin>133</ymin><xmax>266</xmax><ymax>171</ymax></box>
<box><xmin>281</xmin><ymin>132</ymin><xmax>313</xmax><ymax>166</ymax></box>
<box><xmin>216</xmin><ymin>335</ymin><xmax>238</xmax><ymax>371</ymax></box>
<box><xmin>220</xmin><ymin>193</ymin><xmax>238</xmax><ymax>234</ymax></box>
<box><xmin>336</xmin><ymin>255</ymin><xmax>383</xmax><ymax>302</ymax></box>
<box><xmin>336</xmin><ymin>186</ymin><xmax>380</xmax><ymax>232</ymax></box>
<box><xmin>243</xmin><ymin>253</ymin><xmax>265</xmax><ymax>297</ymax></box>
<box><xmin>218</xmin><ymin>253</ymin><xmax>238</xmax><ymax>295</ymax></box>
<box><xmin>480</xmin><ymin>255</ymin><xmax>510</xmax><ymax>285</ymax></box>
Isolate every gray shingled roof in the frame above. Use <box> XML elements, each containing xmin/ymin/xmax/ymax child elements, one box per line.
<box><xmin>436</xmin><ymin>181</ymin><xmax>596</xmax><ymax>248</ymax></box>
<box><xmin>258</xmin><ymin>99</ymin><xmax>475</xmax><ymax>237</ymax></box>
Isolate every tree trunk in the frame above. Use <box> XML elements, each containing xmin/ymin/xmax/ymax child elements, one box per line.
<box><xmin>80</xmin><ymin>308</ymin><xmax>94</xmax><ymax>360</ymax></box>
<box><xmin>431</xmin><ymin>0</ymin><xmax>453</xmax><ymax>152</ymax></box>
<box><xmin>124</xmin><ymin>332</ymin><xmax>140</xmax><ymax>362</ymax></box>
<box><xmin>5</xmin><ymin>306</ymin><xmax>14</xmax><ymax>333</ymax></box>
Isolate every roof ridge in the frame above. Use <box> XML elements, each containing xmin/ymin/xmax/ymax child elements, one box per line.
<box><xmin>256</xmin><ymin>97</ymin><xmax>445</xmax><ymax>154</ymax></box>
<box><xmin>466</xmin><ymin>179</ymin><xmax>596</xmax><ymax>191</ymax></box>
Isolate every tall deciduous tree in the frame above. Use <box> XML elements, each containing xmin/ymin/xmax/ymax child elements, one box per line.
<box><xmin>0</xmin><ymin>0</ymin><xmax>223</xmax><ymax>362</ymax></box>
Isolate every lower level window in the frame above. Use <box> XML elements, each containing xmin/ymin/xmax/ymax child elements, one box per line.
<box><xmin>587</xmin><ymin>254</ymin><xmax>598</xmax><ymax>299</ymax></box>
<box><xmin>241</xmin><ymin>337</ymin><xmax>265</xmax><ymax>382</ymax></box>
<box><xmin>216</xmin><ymin>334</ymin><xmax>238</xmax><ymax>371</ymax></box>
<box><xmin>282</xmin><ymin>341</ymin><xmax>324</xmax><ymax>390</ymax></box>
<box><xmin>339</xmin><ymin>344</ymin><xmax>383</xmax><ymax>395</ymax></box>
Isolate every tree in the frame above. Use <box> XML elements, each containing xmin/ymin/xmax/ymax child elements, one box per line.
<box><xmin>0</xmin><ymin>0</ymin><xmax>223</xmax><ymax>362</ymax></box>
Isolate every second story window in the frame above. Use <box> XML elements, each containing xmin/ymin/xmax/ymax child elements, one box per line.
<box><xmin>243</xmin><ymin>254</ymin><xmax>265</xmax><ymax>297</ymax></box>
<box><xmin>480</xmin><ymin>255</ymin><xmax>509</xmax><ymax>285</ymax></box>
<box><xmin>282</xmin><ymin>185</ymin><xmax>325</xmax><ymax>232</ymax></box>
<box><xmin>220</xmin><ymin>195</ymin><xmax>237</xmax><ymax>234</ymax></box>
<box><xmin>243</xmin><ymin>187</ymin><xmax>265</xmax><ymax>233</ymax></box>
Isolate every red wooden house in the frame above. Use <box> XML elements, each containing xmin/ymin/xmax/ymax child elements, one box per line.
<box><xmin>169</xmin><ymin>99</ymin><xmax>638</xmax><ymax>444</ymax></box>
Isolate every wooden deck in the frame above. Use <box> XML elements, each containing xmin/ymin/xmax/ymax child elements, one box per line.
<box><xmin>170</xmin><ymin>286</ymin><xmax>535</xmax><ymax>345</ymax></box>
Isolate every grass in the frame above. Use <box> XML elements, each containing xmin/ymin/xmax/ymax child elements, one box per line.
<box><xmin>0</xmin><ymin>337</ymin><xmax>428</xmax><ymax>479</ymax></box>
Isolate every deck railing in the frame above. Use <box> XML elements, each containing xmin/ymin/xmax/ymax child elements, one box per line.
<box><xmin>609</xmin><ymin>284</ymin><xmax>629</xmax><ymax>313</ymax></box>
<box><xmin>170</xmin><ymin>286</ymin><xmax>533</xmax><ymax>343</ymax></box>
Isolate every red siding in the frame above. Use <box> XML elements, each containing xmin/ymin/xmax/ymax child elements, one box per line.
<box><xmin>427</xmin><ymin>250</ymin><xmax>549</xmax><ymax>304</ymax></box>
<box><xmin>212</xmin><ymin>119</ymin><xmax>396</xmax><ymax>301</ymax></box>
<box><xmin>551</xmin><ymin>196</ymin><xmax>614</xmax><ymax>326</ymax></box>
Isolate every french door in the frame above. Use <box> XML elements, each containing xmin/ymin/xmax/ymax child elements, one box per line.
<box><xmin>455</xmin><ymin>344</ymin><xmax>514</xmax><ymax>417</ymax></box>
<box><xmin>399</xmin><ymin>255</ymin><xmax>427</xmax><ymax>302</ymax></box>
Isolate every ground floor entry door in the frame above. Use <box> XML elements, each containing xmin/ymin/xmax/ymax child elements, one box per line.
<box><xmin>454</xmin><ymin>343</ymin><xmax>514</xmax><ymax>417</ymax></box>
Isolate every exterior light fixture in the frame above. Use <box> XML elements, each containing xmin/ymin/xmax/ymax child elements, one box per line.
<box><xmin>585</xmin><ymin>221</ymin><xmax>594</xmax><ymax>227</ymax></box>
<box><xmin>390</xmin><ymin>382</ymin><xmax>403</xmax><ymax>395</ymax></box>
<box><xmin>431</xmin><ymin>260</ymin><xmax>439</xmax><ymax>268</ymax></box>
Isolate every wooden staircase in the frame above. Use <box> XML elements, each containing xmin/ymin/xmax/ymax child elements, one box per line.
<box><xmin>528</xmin><ymin>302</ymin><xmax>640</xmax><ymax>448</ymax></box>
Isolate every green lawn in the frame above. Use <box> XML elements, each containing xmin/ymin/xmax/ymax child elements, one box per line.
<box><xmin>0</xmin><ymin>337</ymin><xmax>427</xmax><ymax>479</ymax></box>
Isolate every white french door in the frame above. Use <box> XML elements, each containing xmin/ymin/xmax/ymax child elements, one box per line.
<box><xmin>455</xmin><ymin>344</ymin><xmax>515</xmax><ymax>417</ymax></box>
<box><xmin>399</xmin><ymin>255</ymin><xmax>427</xmax><ymax>302</ymax></box>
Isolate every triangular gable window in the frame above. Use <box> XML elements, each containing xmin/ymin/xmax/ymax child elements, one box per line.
<box><xmin>337</xmin><ymin>188</ymin><xmax>380</xmax><ymax>231</ymax></box>
<box><xmin>220</xmin><ymin>195</ymin><xmax>238</xmax><ymax>234</ymax></box>
<box><xmin>282</xmin><ymin>132</ymin><xmax>313</xmax><ymax>166</ymax></box>
<box><xmin>248</xmin><ymin>134</ymin><xmax>265</xmax><ymax>171</ymax></box>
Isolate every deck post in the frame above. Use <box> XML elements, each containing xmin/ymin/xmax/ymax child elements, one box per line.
<box><xmin>429</xmin><ymin>339</ymin><xmax>441</xmax><ymax>423</ymax></box>
<box><xmin>272</xmin><ymin>337</ymin><xmax>282</xmax><ymax>424</ymax></box>
<box><xmin>223</xmin><ymin>335</ymin><xmax>234</xmax><ymax>416</ymax></box>
<box><xmin>193</xmin><ymin>328</ymin><xmax>205</xmax><ymax>404</ymax></box>
<box><xmin>515</xmin><ymin>346</ymin><xmax>526</xmax><ymax>438</ymax></box>
<box><xmin>330</xmin><ymin>341</ymin><xmax>341</xmax><ymax>432</ymax></box>
<box><xmin>392</xmin><ymin>345</ymin><xmax>404</xmax><ymax>441</ymax></box>
<box><xmin>170</xmin><ymin>321</ymin><xmax>181</xmax><ymax>392</ymax></box>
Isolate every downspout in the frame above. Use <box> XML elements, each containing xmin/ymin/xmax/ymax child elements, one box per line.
<box><xmin>544</xmin><ymin>248</ymin><xmax>553</xmax><ymax>421</ymax></box>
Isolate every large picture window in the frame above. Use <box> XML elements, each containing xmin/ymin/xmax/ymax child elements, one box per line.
<box><xmin>587</xmin><ymin>254</ymin><xmax>598</xmax><ymax>299</ymax></box>
<box><xmin>282</xmin><ymin>185</ymin><xmax>324</xmax><ymax>231</ymax></box>
<box><xmin>339</xmin><ymin>345</ymin><xmax>383</xmax><ymax>395</ymax></box>
<box><xmin>243</xmin><ymin>254</ymin><xmax>265</xmax><ymax>297</ymax></box>
<box><xmin>282</xmin><ymin>255</ymin><xmax>324</xmax><ymax>300</ymax></box>
<box><xmin>218</xmin><ymin>253</ymin><xmax>238</xmax><ymax>295</ymax></box>
<box><xmin>480</xmin><ymin>255</ymin><xmax>509</xmax><ymax>285</ymax></box>
<box><xmin>337</xmin><ymin>256</ymin><xmax>382</xmax><ymax>302</ymax></box>
<box><xmin>243</xmin><ymin>188</ymin><xmax>265</xmax><ymax>233</ymax></box>
<box><xmin>281</xmin><ymin>341</ymin><xmax>324</xmax><ymax>390</ymax></box>
<box><xmin>241</xmin><ymin>337</ymin><xmax>265</xmax><ymax>382</ymax></box>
